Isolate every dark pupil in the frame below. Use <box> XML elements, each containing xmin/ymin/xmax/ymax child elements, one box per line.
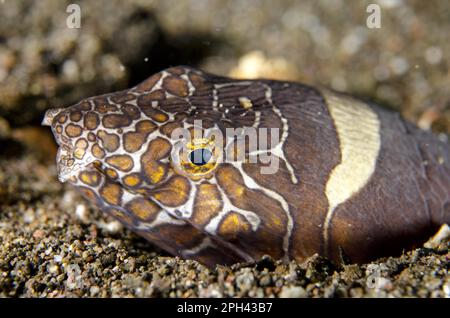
<box><xmin>190</xmin><ymin>148</ymin><xmax>212</xmax><ymax>166</ymax></box>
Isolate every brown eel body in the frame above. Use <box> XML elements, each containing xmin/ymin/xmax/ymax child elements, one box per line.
<box><xmin>42</xmin><ymin>66</ymin><xmax>450</xmax><ymax>267</ymax></box>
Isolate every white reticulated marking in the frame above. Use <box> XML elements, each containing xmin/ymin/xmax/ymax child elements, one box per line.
<box><xmin>252</xmin><ymin>111</ymin><xmax>261</xmax><ymax>128</ymax></box>
<box><xmin>231</xmin><ymin>161</ymin><xmax>293</xmax><ymax>262</ymax></box>
<box><xmin>131</xmin><ymin>70</ymin><xmax>169</xmax><ymax>94</ymax></box>
<box><xmin>121</xmin><ymin>190</ymin><xmax>135</xmax><ymax>205</ymax></box>
<box><xmin>212</xmin><ymin>85</ymin><xmax>219</xmax><ymax>112</ymax></box>
<box><xmin>262</xmin><ymin>84</ymin><xmax>298</xmax><ymax>184</ymax></box>
<box><xmin>156</xmin><ymin>71</ymin><xmax>169</xmax><ymax>90</ymax></box>
<box><xmin>321</xmin><ymin>90</ymin><xmax>381</xmax><ymax>253</ymax></box>
<box><xmin>213</xmin><ymin>81</ymin><xmax>255</xmax><ymax>112</ymax></box>
<box><xmin>182</xmin><ymin>237</ymin><xmax>214</xmax><ymax>256</ymax></box>
<box><xmin>214</xmin><ymin>81</ymin><xmax>253</xmax><ymax>89</ymax></box>
<box><xmin>181</xmin><ymin>73</ymin><xmax>196</xmax><ymax>96</ymax></box>
<box><xmin>134</xmin><ymin>209</ymin><xmax>186</xmax><ymax>231</ymax></box>
<box><xmin>177</xmin><ymin>179</ymin><xmax>198</xmax><ymax>218</ymax></box>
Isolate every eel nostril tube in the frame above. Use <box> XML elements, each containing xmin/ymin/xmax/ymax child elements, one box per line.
<box><xmin>42</xmin><ymin>108</ymin><xmax>64</xmax><ymax>126</ymax></box>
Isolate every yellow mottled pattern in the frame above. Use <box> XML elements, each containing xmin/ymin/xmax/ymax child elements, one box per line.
<box><xmin>123</xmin><ymin>174</ymin><xmax>142</xmax><ymax>187</ymax></box>
<box><xmin>105</xmin><ymin>168</ymin><xmax>118</xmax><ymax>179</ymax></box>
<box><xmin>192</xmin><ymin>183</ymin><xmax>222</xmax><ymax>226</ymax></box>
<box><xmin>126</xmin><ymin>198</ymin><xmax>160</xmax><ymax>221</ymax></box>
<box><xmin>92</xmin><ymin>143</ymin><xmax>105</xmax><ymax>159</ymax></box>
<box><xmin>149</xmin><ymin>165</ymin><xmax>165</xmax><ymax>184</ymax></box>
<box><xmin>153</xmin><ymin>113</ymin><xmax>168</xmax><ymax>122</ymax></box>
<box><xmin>73</xmin><ymin>148</ymin><xmax>86</xmax><ymax>160</ymax></box>
<box><xmin>152</xmin><ymin>176</ymin><xmax>190</xmax><ymax>206</ymax></box>
<box><xmin>217</xmin><ymin>167</ymin><xmax>245</xmax><ymax>198</ymax></box>
<box><xmin>106</xmin><ymin>155</ymin><xmax>134</xmax><ymax>172</ymax></box>
<box><xmin>100</xmin><ymin>183</ymin><xmax>122</xmax><ymax>206</ymax></box>
<box><xmin>218</xmin><ymin>212</ymin><xmax>251</xmax><ymax>240</ymax></box>
<box><xmin>79</xmin><ymin>171</ymin><xmax>99</xmax><ymax>186</ymax></box>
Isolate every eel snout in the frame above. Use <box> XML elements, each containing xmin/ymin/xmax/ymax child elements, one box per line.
<box><xmin>42</xmin><ymin>108</ymin><xmax>65</xmax><ymax>126</ymax></box>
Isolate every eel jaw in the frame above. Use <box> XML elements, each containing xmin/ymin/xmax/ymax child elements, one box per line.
<box><xmin>56</xmin><ymin>146</ymin><xmax>82</xmax><ymax>183</ymax></box>
<box><xmin>56</xmin><ymin>146</ymin><xmax>97</xmax><ymax>183</ymax></box>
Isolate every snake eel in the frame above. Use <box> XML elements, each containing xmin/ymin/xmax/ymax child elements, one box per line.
<box><xmin>42</xmin><ymin>66</ymin><xmax>450</xmax><ymax>267</ymax></box>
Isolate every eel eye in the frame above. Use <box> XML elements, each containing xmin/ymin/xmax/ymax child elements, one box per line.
<box><xmin>189</xmin><ymin>148</ymin><xmax>212</xmax><ymax>166</ymax></box>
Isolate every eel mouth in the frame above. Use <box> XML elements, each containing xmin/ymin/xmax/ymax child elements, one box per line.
<box><xmin>55</xmin><ymin>142</ymin><xmax>97</xmax><ymax>183</ymax></box>
<box><xmin>55</xmin><ymin>146</ymin><xmax>80</xmax><ymax>183</ymax></box>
